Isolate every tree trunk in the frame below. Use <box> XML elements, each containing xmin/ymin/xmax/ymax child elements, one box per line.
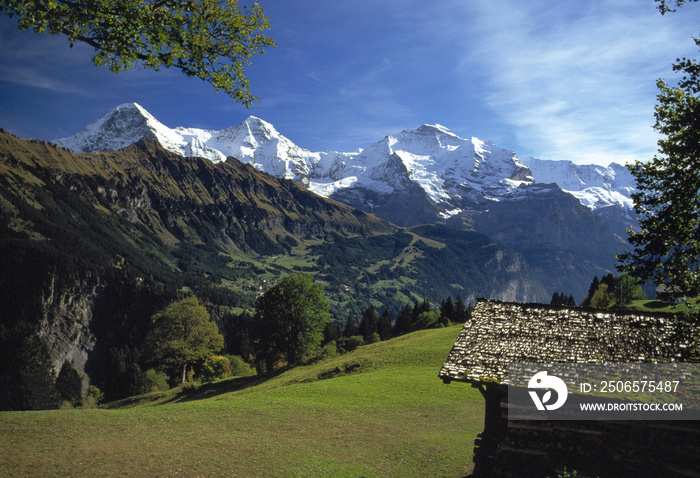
<box><xmin>181</xmin><ymin>363</ymin><xmax>187</xmax><ymax>385</ymax></box>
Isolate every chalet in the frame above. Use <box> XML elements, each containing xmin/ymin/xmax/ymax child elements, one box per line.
<box><xmin>439</xmin><ymin>299</ymin><xmax>699</xmax><ymax>478</ymax></box>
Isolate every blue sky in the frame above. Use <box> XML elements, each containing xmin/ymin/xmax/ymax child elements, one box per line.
<box><xmin>0</xmin><ymin>0</ymin><xmax>698</xmax><ymax>165</ymax></box>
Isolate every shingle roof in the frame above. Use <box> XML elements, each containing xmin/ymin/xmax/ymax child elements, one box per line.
<box><xmin>438</xmin><ymin>299</ymin><xmax>699</xmax><ymax>384</ymax></box>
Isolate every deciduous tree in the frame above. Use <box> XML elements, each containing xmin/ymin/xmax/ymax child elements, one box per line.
<box><xmin>146</xmin><ymin>296</ymin><xmax>224</xmax><ymax>385</ymax></box>
<box><xmin>0</xmin><ymin>0</ymin><xmax>275</xmax><ymax>104</ymax></box>
<box><xmin>618</xmin><ymin>0</ymin><xmax>699</xmax><ymax>301</ymax></box>
<box><xmin>254</xmin><ymin>274</ymin><xmax>330</xmax><ymax>371</ymax></box>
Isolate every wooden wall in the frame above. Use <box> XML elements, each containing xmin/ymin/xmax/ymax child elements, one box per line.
<box><xmin>471</xmin><ymin>384</ymin><xmax>700</xmax><ymax>478</ymax></box>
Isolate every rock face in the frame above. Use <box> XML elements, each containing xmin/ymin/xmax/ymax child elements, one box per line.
<box><xmin>468</xmin><ymin>184</ymin><xmax>628</xmax><ymax>296</ymax></box>
<box><xmin>39</xmin><ymin>278</ymin><xmax>98</xmax><ymax>376</ymax></box>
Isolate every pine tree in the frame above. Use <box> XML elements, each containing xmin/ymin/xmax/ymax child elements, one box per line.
<box><xmin>358</xmin><ymin>305</ymin><xmax>379</xmax><ymax>343</ymax></box>
<box><xmin>581</xmin><ymin>276</ymin><xmax>600</xmax><ymax>307</ymax></box>
<box><xmin>440</xmin><ymin>296</ymin><xmax>455</xmax><ymax>325</ymax></box>
<box><xmin>411</xmin><ymin>299</ymin><xmax>431</xmax><ymax>328</ymax></box>
<box><xmin>393</xmin><ymin>304</ymin><xmax>413</xmax><ymax>336</ymax></box>
<box><xmin>342</xmin><ymin>314</ymin><xmax>358</xmax><ymax>338</ymax></box>
<box><xmin>322</xmin><ymin>322</ymin><xmax>341</xmax><ymax>345</ymax></box>
<box><xmin>378</xmin><ymin>309</ymin><xmax>393</xmax><ymax>341</ymax></box>
<box><xmin>455</xmin><ymin>295</ymin><xmax>469</xmax><ymax>323</ymax></box>
<box><xmin>551</xmin><ymin>292</ymin><xmax>561</xmax><ymax>306</ymax></box>
<box><xmin>0</xmin><ymin>325</ymin><xmax>60</xmax><ymax>411</ymax></box>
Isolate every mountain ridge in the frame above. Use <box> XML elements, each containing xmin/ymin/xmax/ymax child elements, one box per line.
<box><xmin>50</xmin><ymin>103</ymin><xmax>635</xmax><ymax>300</ymax></box>
<box><xmin>52</xmin><ymin>103</ymin><xmax>636</xmax><ymax>217</ymax></box>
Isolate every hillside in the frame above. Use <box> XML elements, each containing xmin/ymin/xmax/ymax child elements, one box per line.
<box><xmin>0</xmin><ymin>129</ymin><xmax>546</xmax><ymax>405</ymax></box>
<box><xmin>0</xmin><ymin>326</ymin><xmax>484</xmax><ymax>478</ymax></box>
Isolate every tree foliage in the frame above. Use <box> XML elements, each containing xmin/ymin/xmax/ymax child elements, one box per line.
<box><xmin>581</xmin><ymin>274</ymin><xmax>647</xmax><ymax>309</ymax></box>
<box><xmin>0</xmin><ymin>0</ymin><xmax>275</xmax><ymax>104</ymax></box>
<box><xmin>618</xmin><ymin>1</ymin><xmax>700</xmax><ymax>301</ymax></box>
<box><xmin>56</xmin><ymin>361</ymin><xmax>83</xmax><ymax>406</ymax></box>
<box><xmin>0</xmin><ymin>325</ymin><xmax>60</xmax><ymax>411</ymax></box>
<box><xmin>254</xmin><ymin>274</ymin><xmax>330</xmax><ymax>371</ymax></box>
<box><xmin>655</xmin><ymin>0</ymin><xmax>698</xmax><ymax>14</ymax></box>
<box><xmin>550</xmin><ymin>292</ymin><xmax>576</xmax><ymax>307</ymax></box>
<box><xmin>145</xmin><ymin>296</ymin><xmax>224</xmax><ymax>385</ymax></box>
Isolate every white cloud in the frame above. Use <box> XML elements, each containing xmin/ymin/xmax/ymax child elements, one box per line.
<box><xmin>446</xmin><ymin>0</ymin><xmax>698</xmax><ymax>165</ymax></box>
<box><xmin>0</xmin><ymin>66</ymin><xmax>89</xmax><ymax>94</ymax></box>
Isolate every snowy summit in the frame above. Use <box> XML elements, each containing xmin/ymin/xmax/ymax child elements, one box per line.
<box><xmin>53</xmin><ymin>103</ymin><xmax>636</xmax><ymax>222</ymax></box>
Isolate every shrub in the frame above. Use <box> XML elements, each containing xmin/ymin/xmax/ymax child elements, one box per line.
<box><xmin>142</xmin><ymin>368</ymin><xmax>170</xmax><ymax>393</ymax></box>
<box><xmin>338</xmin><ymin>335</ymin><xmax>364</xmax><ymax>353</ymax></box>
<box><xmin>226</xmin><ymin>355</ymin><xmax>255</xmax><ymax>377</ymax></box>
<box><xmin>202</xmin><ymin>355</ymin><xmax>233</xmax><ymax>382</ymax></box>
<box><xmin>55</xmin><ymin>361</ymin><xmax>83</xmax><ymax>407</ymax></box>
<box><xmin>83</xmin><ymin>385</ymin><xmax>103</xmax><ymax>408</ymax></box>
<box><xmin>320</xmin><ymin>341</ymin><xmax>339</xmax><ymax>358</ymax></box>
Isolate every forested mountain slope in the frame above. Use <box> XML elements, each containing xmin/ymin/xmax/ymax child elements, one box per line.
<box><xmin>0</xmin><ymin>130</ymin><xmax>545</xmax><ymax>406</ymax></box>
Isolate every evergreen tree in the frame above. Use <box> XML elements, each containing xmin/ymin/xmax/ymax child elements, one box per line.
<box><xmin>358</xmin><ymin>305</ymin><xmax>379</xmax><ymax>343</ymax></box>
<box><xmin>455</xmin><ymin>295</ymin><xmax>469</xmax><ymax>323</ymax></box>
<box><xmin>322</xmin><ymin>322</ymin><xmax>342</xmax><ymax>345</ymax></box>
<box><xmin>440</xmin><ymin>296</ymin><xmax>455</xmax><ymax>324</ymax></box>
<box><xmin>393</xmin><ymin>304</ymin><xmax>413</xmax><ymax>336</ymax></box>
<box><xmin>581</xmin><ymin>276</ymin><xmax>600</xmax><ymax>307</ymax></box>
<box><xmin>411</xmin><ymin>299</ymin><xmax>431</xmax><ymax>329</ymax></box>
<box><xmin>0</xmin><ymin>325</ymin><xmax>60</xmax><ymax>411</ymax></box>
<box><xmin>377</xmin><ymin>309</ymin><xmax>393</xmax><ymax>341</ymax></box>
<box><xmin>551</xmin><ymin>292</ymin><xmax>561</xmax><ymax>306</ymax></box>
<box><xmin>342</xmin><ymin>314</ymin><xmax>358</xmax><ymax>338</ymax></box>
<box><xmin>601</xmin><ymin>273</ymin><xmax>616</xmax><ymax>288</ymax></box>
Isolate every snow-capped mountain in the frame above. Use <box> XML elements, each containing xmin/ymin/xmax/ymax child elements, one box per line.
<box><xmin>522</xmin><ymin>157</ymin><xmax>635</xmax><ymax>211</ymax></box>
<box><xmin>53</xmin><ymin>103</ymin><xmax>634</xmax><ymax>219</ymax></box>
<box><xmin>52</xmin><ymin>102</ymin><xmax>636</xmax><ymax>299</ymax></box>
<box><xmin>309</xmin><ymin>124</ymin><xmax>533</xmax><ymax>212</ymax></box>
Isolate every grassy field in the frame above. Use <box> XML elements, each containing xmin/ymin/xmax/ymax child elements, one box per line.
<box><xmin>625</xmin><ymin>298</ymin><xmax>699</xmax><ymax>314</ymax></box>
<box><xmin>0</xmin><ymin>326</ymin><xmax>484</xmax><ymax>477</ymax></box>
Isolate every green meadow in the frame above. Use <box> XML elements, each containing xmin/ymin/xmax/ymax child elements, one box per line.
<box><xmin>0</xmin><ymin>326</ymin><xmax>483</xmax><ymax>477</ymax></box>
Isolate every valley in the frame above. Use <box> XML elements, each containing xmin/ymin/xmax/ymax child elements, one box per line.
<box><xmin>53</xmin><ymin>103</ymin><xmax>636</xmax><ymax>301</ymax></box>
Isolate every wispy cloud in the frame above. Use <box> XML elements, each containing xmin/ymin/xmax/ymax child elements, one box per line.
<box><xmin>0</xmin><ymin>66</ymin><xmax>90</xmax><ymax>94</ymax></box>
<box><xmin>442</xmin><ymin>0</ymin><xmax>699</xmax><ymax>164</ymax></box>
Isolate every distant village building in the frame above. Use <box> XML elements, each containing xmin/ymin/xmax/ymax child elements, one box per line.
<box><xmin>655</xmin><ymin>284</ymin><xmax>685</xmax><ymax>303</ymax></box>
<box><xmin>439</xmin><ymin>299</ymin><xmax>699</xmax><ymax>478</ymax></box>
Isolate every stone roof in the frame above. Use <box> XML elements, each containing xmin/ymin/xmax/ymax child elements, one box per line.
<box><xmin>439</xmin><ymin>299</ymin><xmax>699</xmax><ymax>384</ymax></box>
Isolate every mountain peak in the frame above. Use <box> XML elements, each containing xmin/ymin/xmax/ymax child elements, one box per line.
<box><xmin>241</xmin><ymin>115</ymin><xmax>279</xmax><ymax>139</ymax></box>
<box><xmin>50</xmin><ymin>103</ymin><xmax>635</xmax><ymax>219</ymax></box>
<box><xmin>53</xmin><ymin>102</ymin><xmax>172</xmax><ymax>154</ymax></box>
<box><xmin>415</xmin><ymin>123</ymin><xmax>457</xmax><ymax>136</ymax></box>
